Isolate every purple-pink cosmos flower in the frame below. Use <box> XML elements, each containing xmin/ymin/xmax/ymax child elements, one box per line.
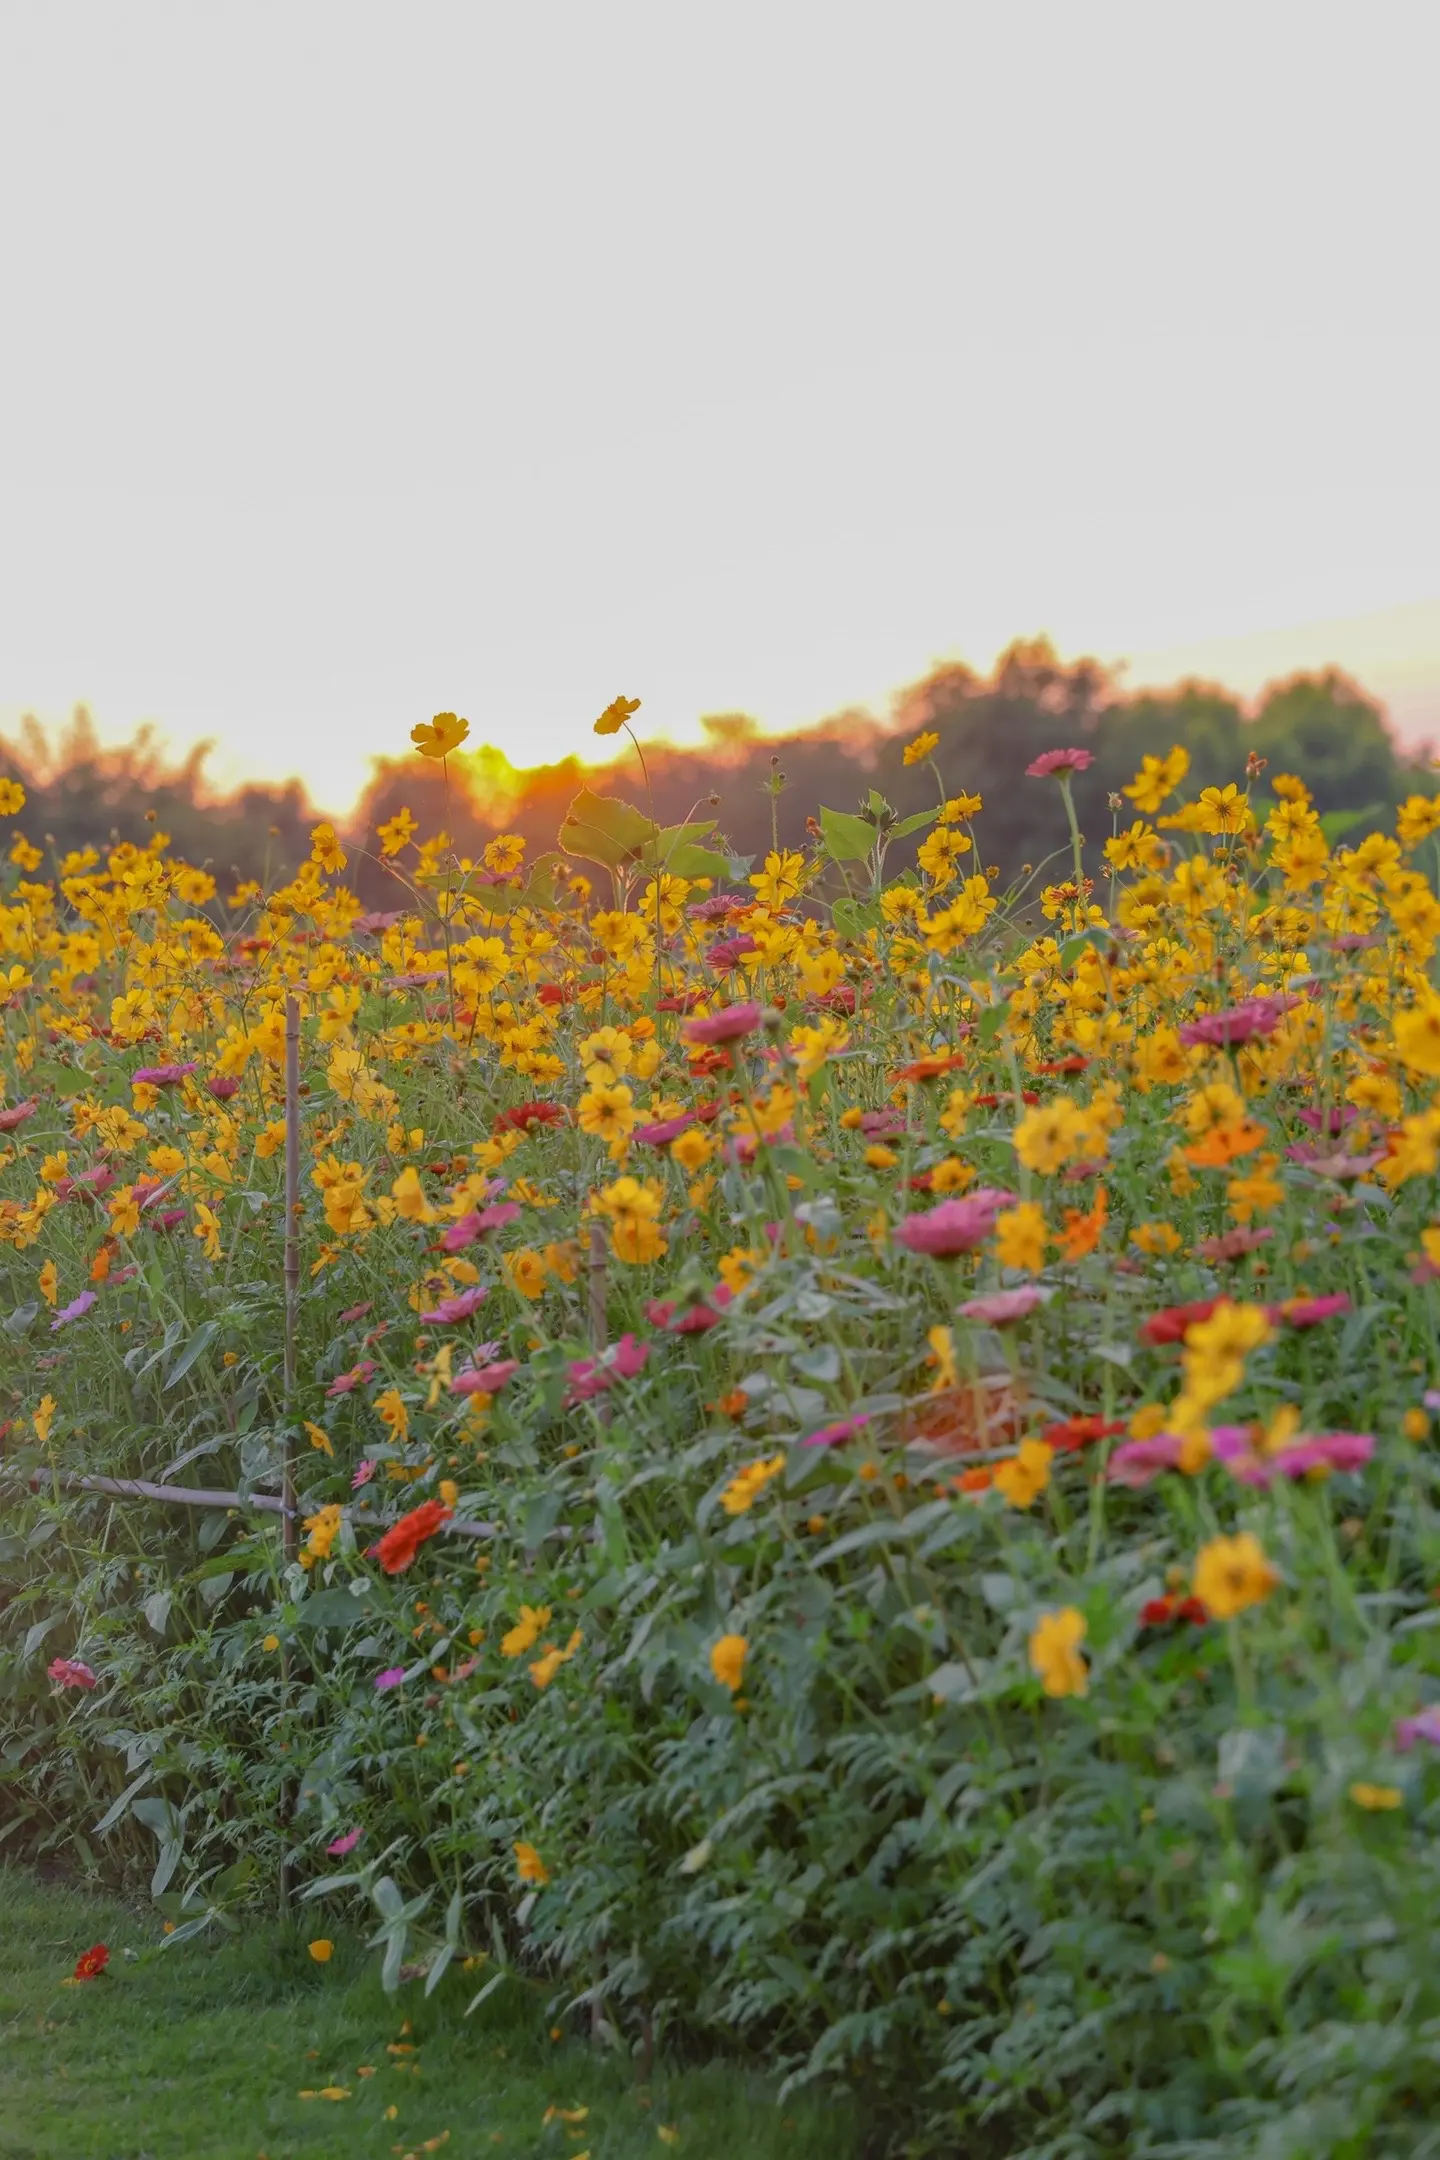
<box><xmin>419</xmin><ymin>1285</ymin><xmax>489</xmax><ymax>1324</ymax></box>
<box><xmin>132</xmin><ymin>1062</ymin><xmax>197</xmax><ymax>1086</ymax></box>
<box><xmin>802</xmin><ymin>1414</ymin><xmax>871</xmax><ymax>1449</ymax></box>
<box><xmin>48</xmin><ymin>1657</ymin><xmax>98</xmax><ymax>1690</ymax></box>
<box><xmin>441</xmin><ymin>1203</ymin><xmax>520</xmax><ymax>1252</ymax></box>
<box><xmin>450</xmin><ymin>1358</ymin><xmax>519</xmax><ymax>1396</ymax></box>
<box><xmin>374</xmin><ymin>1667</ymin><xmax>406</xmax><ymax>1692</ymax></box>
<box><xmin>682</xmin><ymin>1001</ymin><xmax>763</xmax><ymax>1046</ymax></box>
<box><xmin>956</xmin><ymin>1285</ymin><xmax>1044</xmax><ymax>1325</ymax></box>
<box><xmin>567</xmin><ymin>1332</ymin><xmax>650</xmax><ymax>1402</ymax></box>
<box><xmin>1211</xmin><ymin>1424</ymin><xmax>1374</xmax><ymax>1487</ymax></box>
<box><xmin>326</xmin><ymin>1826</ymin><xmax>364</xmax><ymax>1856</ymax></box>
<box><xmin>51</xmin><ymin>1289</ymin><xmax>97</xmax><ymax>1331</ymax></box>
<box><xmin>1025</xmin><ymin>747</ymin><xmax>1093</xmax><ymax>779</ymax></box>
<box><xmin>1395</xmin><ymin>1706</ymin><xmax>1440</xmax><ymax>1752</ymax></box>
<box><xmin>893</xmin><ymin>1188</ymin><xmax>1016</xmax><ymax>1258</ymax></box>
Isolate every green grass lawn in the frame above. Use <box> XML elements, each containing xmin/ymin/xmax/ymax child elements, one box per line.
<box><xmin>0</xmin><ymin>1866</ymin><xmax>853</xmax><ymax>2160</ymax></box>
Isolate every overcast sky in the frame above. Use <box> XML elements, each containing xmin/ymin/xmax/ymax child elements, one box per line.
<box><xmin>2</xmin><ymin>2</ymin><xmax>1437</xmax><ymax>810</ymax></box>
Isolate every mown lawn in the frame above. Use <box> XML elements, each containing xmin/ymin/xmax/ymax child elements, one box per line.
<box><xmin>0</xmin><ymin>1866</ymin><xmax>852</xmax><ymax>2160</ymax></box>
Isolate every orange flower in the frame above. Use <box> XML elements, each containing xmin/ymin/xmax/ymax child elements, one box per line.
<box><xmin>1057</xmin><ymin>1184</ymin><xmax>1108</xmax><ymax>1261</ymax></box>
<box><xmin>372</xmin><ymin>1499</ymin><xmax>454</xmax><ymax>1576</ymax></box>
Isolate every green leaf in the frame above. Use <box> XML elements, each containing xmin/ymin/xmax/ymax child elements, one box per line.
<box><xmin>819</xmin><ymin>807</ymin><xmax>875</xmax><ymax>864</ymax></box>
<box><xmin>557</xmin><ymin>789</ymin><xmax>657</xmax><ymax>870</ymax></box>
<box><xmin>165</xmin><ymin>1320</ymin><xmax>220</xmax><ymax>1390</ymax></box>
<box><xmin>890</xmin><ymin>808</ymin><xmax>940</xmax><ymax>838</ymax></box>
<box><xmin>660</xmin><ymin>843</ymin><xmax>733</xmax><ymax>880</ymax></box>
<box><xmin>642</xmin><ymin>819</ymin><xmax>717</xmax><ymax>868</ymax></box>
<box><xmin>522</xmin><ymin>1490</ymin><xmax>562</xmax><ymax>1553</ymax></box>
<box><xmin>977</xmin><ymin>1000</ymin><xmax>1012</xmax><ymax>1046</ymax></box>
<box><xmin>1319</xmin><ymin>803</ymin><xmax>1383</xmax><ymax>843</ymax></box>
<box><xmin>292</xmin><ymin>1587</ymin><xmax>372</xmax><ymax>1631</ymax></box>
<box><xmin>832</xmin><ymin>897</ymin><xmax>881</xmax><ymax>940</ymax></box>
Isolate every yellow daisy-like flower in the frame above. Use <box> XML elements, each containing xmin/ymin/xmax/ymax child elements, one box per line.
<box><xmin>411</xmin><ymin>712</ymin><xmax>470</xmax><ymax>760</ymax></box>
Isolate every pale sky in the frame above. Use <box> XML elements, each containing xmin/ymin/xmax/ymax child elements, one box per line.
<box><xmin>2</xmin><ymin>2</ymin><xmax>1437</xmax><ymax>811</ymax></box>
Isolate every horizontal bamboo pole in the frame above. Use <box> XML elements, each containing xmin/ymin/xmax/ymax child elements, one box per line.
<box><xmin>28</xmin><ymin>1466</ymin><xmax>497</xmax><ymax>1540</ymax></box>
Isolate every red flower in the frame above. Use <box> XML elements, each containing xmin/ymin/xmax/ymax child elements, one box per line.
<box><xmin>493</xmin><ymin>1102</ymin><xmax>566</xmax><ymax>1134</ymax></box>
<box><xmin>1040</xmin><ymin>1415</ymin><xmax>1126</xmax><ymax>1454</ymax></box>
<box><xmin>1140</xmin><ymin>1596</ymin><xmax>1209</xmax><ymax>1630</ymax></box>
<box><xmin>1137</xmin><ymin>1298</ymin><xmax>1220</xmax><ymax>1347</ymax></box>
<box><xmin>326</xmin><ymin>1359</ymin><xmax>377</xmax><ymax>1398</ymax></box>
<box><xmin>892</xmin><ymin>1049</ymin><xmax>970</xmax><ymax>1083</ymax></box>
<box><xmin>1032</xmin><ymin>1055</ymin><xmax>1091</xmax><ymax>1075</ymax></box>
<box><xmin>373</xmin><ymin>1498</ymin><xmax>454</xmax><ymax>1575</ymax></box>
<box><xmin>72</xmin><ymin>1943</ymin><xmax>109</xmax><ymax>1981</ymax></box>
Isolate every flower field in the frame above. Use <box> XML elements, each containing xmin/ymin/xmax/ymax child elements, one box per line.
<box><xmin>5</xmin><ymin>708</ymin><xmax>1440</xmax><ymax>2154</ymax></box>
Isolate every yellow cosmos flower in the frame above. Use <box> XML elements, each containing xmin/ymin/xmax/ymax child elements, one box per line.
<box><xmin>411</xmin><ymin>711</ymin><xmax>470</xmax><ymax>760</ymax></box>
<box><xmin>1028</xmin><ymin>1608</ymin><xmax>1087</xmax><ymax>1697</ymax></box>
<box><xmin>1192</xmin><ymin>1532</ymin><xmax>1278</xmax><ymax>1620</ymax></box>
<box><xmin>710</xmin><ymin>1633</ymin><xmax>748</xmax><ymax>1693</ymax></box>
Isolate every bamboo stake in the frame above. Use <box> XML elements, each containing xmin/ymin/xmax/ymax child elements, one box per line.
<box><xmin>27</xmin><ymin>1466</ymin><xmax>499</xmax><ymax>1539</ymax></box>
<box><xmin>281</xmin><ymin>992</ymin><xmax>301</xmax><ymax>1563</ymax></box>
<box><xmin>587</xmin><ymin>1223</ymin><xmax>607</xmax><ymax>1352</ymax></box>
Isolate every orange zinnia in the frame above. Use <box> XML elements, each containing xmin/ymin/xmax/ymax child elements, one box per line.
<box><xmin>373</xmin><ymin>1499</ymin><xmax>454</xmax><ymax>1576</ymax></box>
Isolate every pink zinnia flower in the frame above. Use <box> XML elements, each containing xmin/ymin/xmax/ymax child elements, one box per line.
<box><xmin>0</xmin><ymin>1098</ymin><xmax>36</xmax><ymax>1131</ymax></box>
<box><xmin>51</xmin><ymin>1289</ymin><xmax>97</xmax><ymax>1331</ymax></box>
<box><xmin>1196</xmin><ymin>1227</ymin><xmax>1273</xmax><ymax>1262</ymax></box>
<box><xmin>1177</xmin><ymin>994</ymin><xmax>1298</xmax><ymax>1049</ymax></box>
<box><xmin>956</xmin><ymin>1285</ymin><xmax>1044</xmax><ymax>1325</ymax></box>
<box><xmin>633</xmin><ymin>1113</ymin><xmax>697</xmax><ymax>1146</ymax></box>
<box><xmin>704</xmin><ymin>934</ymin><xmax>759</xmax><ymax>970</ymax></box>
<box><xmin>419</xmin><ymin>1285</ymin><xmax>489</xmax><ymax>1324</ymax></box>
<box><xmin>374</xmin><ymin>1666</ymin><xmax>406</xmax><ymax>1691</ymax></box>
<box><xmin>1271</xmin><ymin>1292</ymin><xmax>1351</xmax><ymax>1329</ymax></box>
<box><xmin>1106</xmin><ymin>1434</ymin><xmax>1190</xmax><ymax>1488</ymax></box>
<box><xmin>567</xmin><ymin>1332</ymin><xmax>650</xmax><ymax>1402</ymax></box>
<box><xmin>682</xmin><ymin>1001</ymin><xmax>763</xmax><ymax>1046</ymax></box>
<box><xmin>132</xmin><ymin>1062</ymin><xmax>197</xmax><ymax>1086</ymax></box>
<box><xmin>802</xmin><ymin>1415</ymin><xmax>871</xmax><ymax>1450</ymax></box>
<box><xmin>1395</xmin><ymin>1706</ymin><xmax>1440</xmax><ymax>1751</ymax></box>
<box><xmin>1212</xmin><ymin>1424</ymin><xmax>1374</xmax><ymax>1487</ymax></box>
<box><xmin>206</xmin><ymin>1075</ymin><xmax>240</xmax><ymax>1100</ymax></box>
<box><xmin>1025</xmin><ymin>748</ymin><xmax>1093</xmax><ymax>779</ymax></box>
<box><xmin>440</xmin><ymin>1202</ymin><xmax>520</xmax><ymax>1252</ymax></box>
<box><xmin>450</xmin><ymin>1358</ymin><xmax>519</xmax><ymax>1396</ymax></box>
<box><xmin>326</xmin><ymin>1826</ymin><xmax>363</xmax><ymax>1856</ymax></box>
<box><xmin>326</xmin><ymin>1359</ymin><xmax>376</xmax><ymax>1398</ymax></box>
<box><xmin>48</xmin><ymin>1657</ymin><xmax>98</xmax><ymax>1690</ymax></box>
<box><xmin>646</xmin><ymin>1285</ymin><xmax>732</xmax><ymax>1333</ymax></box>
<box><xmin>893</xmin><ymin>1188</ymin><xmax>1015</xmax><ymax>1258</ymax></box>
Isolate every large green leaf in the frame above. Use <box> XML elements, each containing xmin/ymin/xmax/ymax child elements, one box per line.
<box><xmin>820</xmin><ymin>807</ymin><xmax>875</xmax><ymax>864</ymax></box>
<box><xmin>558</xmin><ymin>789</ymin><xmax>657</xmax><ymax>870</ymax></box>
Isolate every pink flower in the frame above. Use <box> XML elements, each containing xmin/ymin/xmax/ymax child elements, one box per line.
<box><xmin>132</xmin><ymin>1062</ymin><xmax>197</xmax><ymax>1086</ymax></box>
<box><xmin>1271</xmin><ymin>1292</ymin><xmax>1351</xmax><ymax>1329</ymax></box>
<box><xmin>326</xmin><ymin>1826</ymin><xmax>363</xmax><ymax>1856</ymax></box>
<box><xmin>567</xmin><ymin>1333</ymin><xmax>650</xmax><ymax>1402</ymax></box>
<box><xmin>51</xmin><ymin>1290</ymin><xmax>97</xmax><ymax>1331</ymax></box>
<box><xmin>0</xmin><ymin>1098</ymin><xmax>36</xmax><ymax>1131</ymax></box>
<box><xmin>1177</xmin><ymin>995</ymin><xmax>1298</xmax><ymax>1049</ymax></box>
<box><xmin>646</xmin><ymin>1285</ymin><xmax>732</xmax><ymax>1333</ymax></box>
<box><xmin>326</xmin><ymin>1360</ymin><xmax>376</xmax><ymax>1398</ymax></box>
<box><xmin>633</xmin><ymin>1113</ymin><xmax>697</xmax><ymax>1146</ymax></box>
<box><xmin>1025</xmin><ymin>748</ymin><xmax>1093</xmax><ymax>779</ymax></box>
<box><xmin>956</xmin><ymin>1285</ymin><xmax>1044</xmax><ymax>1325</ymax></box>
<box><xmin>893</xmin><ymin>1188</ymin><xmax>1015</xmax><ymax>1258</ymax></box>
<box><xmin>374</xmin><ymin>1666</ymin><xmax>406</xmax><ymax>1691</ymax></box>
<box><xmin>440</xmin><ymin>1203</ymin><xmax>520</xmax><ymax>1252</ymax></box>
<box><xmin>682</xmin><ymin>1001</ymin><xmax>763</xmax><ymax>1046</ymax></box>
<box><xmin>352</xmin><ymin>1460</ymin><xmax>375</xmax><ymax>1489</ymax></box>
<box><xmin>1196</xmin><ymin>1226</ymin><xmax>1273</xmax><ymax>1262</ymax></box>
<box><xmin>1395</xmin><ymin>1706</ymin><xmax>1440</xmax><ymax>1751</ymax></box>
<box><xmin>419</xmin><ymin>1285</ymin><xmax>489</xmax><ymax>1324</ymax></box>
<box><xmin>1212</xmin><ymin>1424</ymin><xmax>1374</xmax><ymax>1487</ymax></box>
<box><xmin>725</xmin><ymin>1122</ymin><xmax>794</xmax><ymax>1165</ymax></box>
<box><xmin>206</xmin><ymin>1075</ymin><xmax>240</xmax><ymax>1100</ymax></box>
<box><xmin>802</xmin><ymin>1415</ymin><xmax>871</xmax><ymax>1450</ymax></box>
<box><xmin>48</xmin><ymin>1657</ymin><xmax>98</xmax><ymax>1690</ymax></box>
<box><xmin>1106</xmin><ymin>1434</ymin><xmax>1190</xmax><ymax>1488</ymax></box>
<box><xmin>704</xmin><ymin>934</ymin><xmax>759</xmax><ymax>970</ymax></box>
<box><xmin>450</xmin><ymin>1359</ymin><xmax>519</xmax><ymax>1396</ymax></box>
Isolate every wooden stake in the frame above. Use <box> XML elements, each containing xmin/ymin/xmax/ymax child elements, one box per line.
<box><xmin>587</xmin><ymin>1223</ymin><xmax>607</xmax><ymax>1352</ymax></box>
<box><xmin>281</xmin><ymin>992</ymin><xmax>301</xmax><ymax>1563</ymax></box>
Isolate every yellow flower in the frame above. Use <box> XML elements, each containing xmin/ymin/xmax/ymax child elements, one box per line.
<box><xmin>374</xmin><ymin>1388</ymin><xmax>409</xmax><ymax>1444</ymax></box>
<box><xmin>514</xmin><ymin>1839</ymin><xmax>550</xmax><ymax>1884</ymax></box>
<box><xmin>903</xmin><ymin>729</ymin><xmax>940</xmax><ymax>766</ymax></box>
<box><xmin>305</xmin><ymin>1421</ymin><xmax>335</xmax><ymax>1457</ymax></box>
<box><xmin>502</xmin><ymin>1604</ymin><xmax>553</xmax><ymax>1657</ymax></box>
<box><xmin>307</xmin><ymin>1938</ymin><xmax>334</xmax><ymax>1963</ymax></box>
<box><xmin>1123</xmin><ymin>745</ymin><xmax>1188</xmax><ymax>814</ymax></box>
<box><xmin>995</xmin><ymin>1201</ymin><xmax>1047</xmax><ymax>1274</ymax></box>
<box><xmin>720</xmin><ymin>1453</ymin><xmax>786</xmax><ymax>1516</ymax></box>
<box><xmin>594</xmin><ymin>695</ymin><xmax>641</xmax><ymax>737</ymax></box>
<box><xmin>0</xmin><ymin>777</ymin><xmax>26</xmax><ymax>815</ymax></box>
<box><xmin>37</xmin><ymin>1259</ymin><xmax>57</xmax><ymax>1307</ymax></box>
<box><xmin>376</xmin><ymin>806</ymin><xmax>417</xmax><ymax>855</ymax></box>
<box><xmin>926</xmin><ymin>1324</ymin><xmax>957</xmax><ymax>1392</ymax></box>
<box><xmin>483</xmin><ymin>832</ymin><xmax>526</xmax><ymax>874</ymax></box>
<box><xmin>1349</xmin><ymin>1782</ymin><xmax>1403</xmax><ymax>1811</ymax></box>
<box><xmin>748</xmin><ymin>849</ymin><xmax>805</xmax><ymax>908</ymax></box>
<box><xmin>411</xmin><ymin>711</ymin><xmax>470</xmax><ymax>760</ymax></box>
<box><xmin>32</xmin><ymin>1393</ymin><xmax>56</xmax><ymax>1444</ymax></box>
<box><xmin>193</xmin><ymin>1203</ymin><xmax>222</xmax><ymax>1262</ymax></box>
<box><xmin>262</xmin><ymin>1633</ymin><xmax>280</xmax><ymax>1652</ymax></box>
<box><xmin>1012</xmin><ymin>1096</ymin><xmax>1089</xmax><ymax>1175</ymax></box>
<box><xmin>1393</xmin><ymin>996</ymin><xmax>1440</xmax><ymax>1078</ymax></box>
<box><xmin>994</xmin><ymin>1438</ymin><xmax>1053</xmax><ymax>1510</ymax></box>
<box><xmin>1195</xmin><ymin>782</ymin><xmax>1251</xmax><ymax>835</ymax></box>
<box><xmin>710</xmin><ymin>1633</ymin><xmax>748</xmax><ymax>1693</ymax></box>
<box><xmin>1192</xmin><ymin>1531</ymin><xmax>1278</xmax><ymax>1620</ymax></box>
<box><xmin>576</xmin><ymin>1082</ymin><xmax>638</xmax><ymax>1145</ymax></box>
<box><xmin>390</xmin><ymin>1165</ymin><xmax>436</xmax><ymax>1223</ymax></box>
<box><xmin>309</xmin><ymin>822</ymin><xmax>348</xmax><ymax>873</ymax></box>
<box><xmin>1028</xmin><ymin>1607</ymin><xmax>1087</xmax><ymax>1697</ymax></box>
